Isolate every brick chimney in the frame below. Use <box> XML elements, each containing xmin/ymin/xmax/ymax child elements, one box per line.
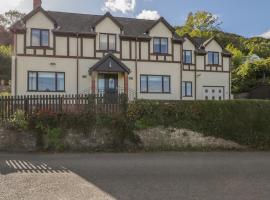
<box><xmin>33</xmin><ymin>0</ymin><xmax>42</xmax><ymax>10</ymax></box>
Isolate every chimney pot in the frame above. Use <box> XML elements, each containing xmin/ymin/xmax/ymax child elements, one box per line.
<box><xmin>33</xmin><ymin>0</ymin><xmax>42</xmax><ymax>10</ymax></box>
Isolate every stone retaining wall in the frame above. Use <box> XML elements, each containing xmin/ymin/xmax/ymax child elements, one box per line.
<box><xmin>0</xmin><ymin>127</ymin><xmax>245</xmax><ymax>152</ymax></box>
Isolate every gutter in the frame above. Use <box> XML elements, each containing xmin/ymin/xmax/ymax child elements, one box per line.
<box><xmin>76</xmin><ymin>32</ymin><xmax>79</xmax><ymax>95</ymax></box>
<box><xmin>135</xmin><ymin>37</ymin><xmax>138</xmax><ymax>99</ymax></box>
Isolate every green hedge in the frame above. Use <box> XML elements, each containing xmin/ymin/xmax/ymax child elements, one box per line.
<box><xmin>127</xmin><ymin>100</ymin><xmax>270</xmax><ymax>149</ymax></box>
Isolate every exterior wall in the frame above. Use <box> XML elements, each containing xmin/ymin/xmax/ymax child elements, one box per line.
<box><xmin>205</xmin><ymin>40</ymin><xmax>223</xmax><ymax>66</ymax></box>
<box><xmin>196</xmin><ymin>72</ymin><xmax>230</xmax><ymax>100</ymax></box>
<box><xmin>182</xmin><ymin>71</ymin><xmax>195</xmax><ymax>100</ymax></box>
<box><xmin>95</xmin><ymin>17</ymin><xmax>121</xmax><ymax>52</ymax></box>
<box><xmin>25</xmin><ymin>12</ymin><xmax>54</xmax><ymax>47</ymax></box>
<box><xmin>137</xmin><ymin>62</ymin><xmax>181</xmax><ymax>100</ymax></box>
<box><xmin>55</xmin><ymin>36</ymin><xmax>67</xmax><ymax>56</ymax></box>
<box><xmin>12</xmin><ymin>10</ymin><xmax>231</xmax><ymax>101</ymax></box>
<box><xmin>149</xmin><ymin>22</ymin><xmax>173</xmax><ymax>54</ymax></box>
<box><xmin>15</xmin><ymin>56</ymin><xmax>77</xmax><ymax>95</ymax></box>
<box><xmin>16</xmin><ymin>34</ymin><xmax>25</xmax><ymax>54</ymax></box>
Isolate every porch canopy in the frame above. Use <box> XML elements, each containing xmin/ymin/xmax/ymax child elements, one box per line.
<box><xmin>89</xmin><ymin>53</ymin><xmax>131</xmax><ymax>94</ymax></box>
<box><xmin>89</xmin><ymin>53</ymin><xmax>130</xmax><ymax>74</ymax></box>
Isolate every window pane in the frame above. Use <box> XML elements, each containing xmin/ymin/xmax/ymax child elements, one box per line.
<box><xmin>208</xmin><ymin>52</ymin><xmax>213</xmax><ymax>64</ymax></box>
<box><xmin>109</xmin><ymin>35</ymin><xmax>116</xmax><ymax>50</ymax></box>
<box><xmin>163</xmin><ymin>76</ymin><xmax>170</xmax><ymax>93</ymax></box>
<box><xmin>32</xmin><ymin>30</ymin><xmax>40</xmax><ymax>46</ymax></box>
<box><xmin>186</xmin><ymin>82</ymin><xmax>192</xmax><ymax>96</ymax></box>
<box><xmin>184</xmin><ymin>51</ymin><xmax>192</xmax><ymax>64</ymax></box>
<box><xmin>153</xmin><ymin>38</ymin><xmax>160</xmax><ymax>53</ymax></box>
<box><xmin>182</xmin><ymin>83</ymin><xmax>186</xmax><ymax>97</ymax></box>
<box><xmin>98</xmin><ymin>74</ymin><xmax>105</xmax><ymax>91</ymax></box>
<box><xmin>38</xmin><ymin>72</ymin><xmax>56</xmax><ymax>91</ymax></box>
<box><xmin>213</xmin><ymin>53</ymin><xmax>219</xmax><ymax>64</ymax></box>
<box><xmin>28</xmin><ymin>72</ymin><xmax>37</xmax><ymax>91</ymax></box>
<box><xmin>148</xmin><ymin>76</ymin><xmax>162</xmax><ymax>93</ymax></box>
<box><xmin>100</xmin><ymin>34</ymin><xmax>108</xmax><ymax>50</ymax></box>
<box><xmin>41</xmin><ymin>30</ymin><xmax>49</xmax><ymax>46</ymax></box>
<box><xmin>57</xmin><ymin>73</ymin><xmax>64</xmax><ymax>91</ymax></box>
<box><xmin>140</xmin><ymin>76</ymin><xmax>147</xmax><ymax>92</ymax></box>
<box><xmin>160</xmin><ymin>38</ymin><xmax>168</xmax><ymax>54</ymax></box>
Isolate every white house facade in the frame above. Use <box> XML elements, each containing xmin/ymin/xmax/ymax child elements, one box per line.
<box><xmin>10</xmin><ymin>0</ymin><xmax>232</xmax><ymax>100</ymax></box>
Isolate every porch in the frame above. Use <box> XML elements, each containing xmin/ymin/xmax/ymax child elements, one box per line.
<box><xmin>89</xmin><ymin>53</ymin><xmax>132</xmax><ymax>100</ymax></box>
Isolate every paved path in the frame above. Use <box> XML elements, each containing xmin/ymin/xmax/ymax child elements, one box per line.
<box><xmin>0</xmin><ymin>152</ymin><xmax>270</xmax><ymax>200</ymax></box>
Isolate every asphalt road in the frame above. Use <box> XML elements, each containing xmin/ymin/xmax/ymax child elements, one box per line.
<box><xmin>0</xmin><ymin>152</ymin><xmax>270</xmax><ymax>200</ymax></box>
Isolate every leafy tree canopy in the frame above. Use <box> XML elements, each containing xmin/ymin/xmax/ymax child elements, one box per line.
<box><xmin>176</xmin><ymin>11</ymin><xmax>222</xmax><ymax>38</ymax></box>
<box><xmin>0</xmin><ymin>10</ymin><xmax>25</xmax><ymax>29</ymax></box>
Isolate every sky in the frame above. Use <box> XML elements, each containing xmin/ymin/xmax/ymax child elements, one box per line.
<box><xmin>1</xmin><ymin>0</ymin><xmax>270</xmax><ymax>38</ymax></box>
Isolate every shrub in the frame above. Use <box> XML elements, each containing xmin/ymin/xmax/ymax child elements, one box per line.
<box><xmin>127</xmin><ymin>100</ymin><xmax>270</xmax><ymax>149</ymax></box>
<box><xmin>4</xmin><ymin>110</ymin><xmax>28</xmax><ymax>131</ymax></box>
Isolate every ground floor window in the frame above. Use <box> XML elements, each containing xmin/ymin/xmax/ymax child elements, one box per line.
<box><xmin>140</xmin><ymin>75</ymin><xmax>170</xmax><ymax>93</ymax></box>
<box><xmin>182</xmin><ymin>81</ymin><xmax>192</xmax><ymax>97</ymax></box>
<box><xmin>28</xmin><ymin>71</ymin><xmax>65</xmax><ymax>92</ymax></box>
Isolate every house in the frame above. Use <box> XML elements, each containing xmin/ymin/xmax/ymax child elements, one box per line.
<box><xmin>10</xmin><ymin>0</ymin><xmax>232</xmax><ymax>100</ymax></box>
<box><xmin>243</xmin><ymin>54</ymin><xmax>261</xmax><ymax>63</ymax></box>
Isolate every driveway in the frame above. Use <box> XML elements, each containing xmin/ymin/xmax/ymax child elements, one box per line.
<box><xmin>0</xmin><ymin>152</ymin><xmax>270</xmax><ymax>200</ymax></box>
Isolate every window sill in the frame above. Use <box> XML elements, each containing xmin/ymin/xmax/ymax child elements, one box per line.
<box><xmin>27</xmin><ymin>91</ymin><xmax>66</xmax><ymax>93</ymax></box>
<box><xmin>97</xmin><ymin>50</ymin><xmax>119</xmax><ymax>53</ymax></box>
<box><xmin>151</xmin><ymin>53</ymin><xmax>171</xmax><ymax>56</ymax></box>
<box><xmin>140</xmin><ymin>92</ymin><xmax>171</xmax><ymax>94</ymax></box>
<box><xmin>183</xmin><ymin>95</ymin><xmax>193</xmax><ymax>97</ymax></box>
<box><xmin>26</xmin><ymin>46</ymin><xmax>53</xmax><ymax>50</ymax></box>
<box><xmin>206</xmin><ymin>64</ymin><xmax>221</xmax><ymax>67</ymax></box>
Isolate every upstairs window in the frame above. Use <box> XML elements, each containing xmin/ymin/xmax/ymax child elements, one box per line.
<box><xmin>208</xmin><ymin>52</ymin><xmax>219</xmax><ymax>65</ymax></box>
<box><xmin>100</xmin><ymin>33</ymin><xmax>116</xmax><ymax>51</ymax></box>
<box><xmin>153</xmin><ymin>37</ymin><xmax>168</xmax><ymax>54</ymax></box>
<box><xmin>31</xmin><ymin>29</ymin><xmax>49</xmax><ymax>47</ymax></box>
<box><xmin>183</xmin><ymin>50</ymin><xmax>192</xmax><ymax>64</ymax></box>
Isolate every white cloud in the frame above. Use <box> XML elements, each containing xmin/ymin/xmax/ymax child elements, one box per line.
<box><xmin>136</xmin><ymin>10</ymin><xmax>160</xmax><ymax>20</ymax></box>
<box><xmin>259</xmin><ymin>30</ymin><xmax>270</xmax><ymax>39</ymax></box>
<box><xmin>0</xmin><ymin>0</ymin><xmax>24</xmax><ymax>13</ymax></box>
<box><xmin>102</xmin><ymin>0</ymin><xmax>136</xmax><ymax>13</ymax></box>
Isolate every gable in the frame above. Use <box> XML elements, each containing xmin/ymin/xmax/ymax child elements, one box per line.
<box><xmin>204</xmin><ymin>39</ymin><xmax>223</xmax><ymax>52</ymax></box>
<box><xmin>149</xmin><ymin>21</ymin><xmax>173</xmax><ymax>38</ymax></box>
<box><xmin>183</xmin><ymin>38</ymin><xmax>196</xmax><ymax>50</ymax></box>
<box><xmin>95</xmin><ymin>17</ymin><xmax>121</xmax><ymax>34</ymax></box>
<box><xmin>26</xmin><ymin>11</ymin><xmax>55</xmax><ymax>29</ymax></box>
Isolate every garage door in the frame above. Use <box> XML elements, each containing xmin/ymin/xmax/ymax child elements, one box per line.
<box><xmin>203</xmin><ymin>86</ymin><xmax>224</xmax><ymax>100</ymax></box>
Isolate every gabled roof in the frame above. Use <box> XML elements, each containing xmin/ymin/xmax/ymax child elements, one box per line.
<box><xmin>92</xmin><ymin>12</ymin><xmax>123</xmax><ymax>30</ymax></box>
<box><xmin>10</xmin><ymin>7</ymin><xmax>57</xmax><ymax>31</ymax></box>
<box><xmin>10</xmin><ymin>8</ymin><xmax>182</xmax><ymax>41</ymax></box>
<box><xmin>183</xmin><ymin>34</ymin><xmax>232</xmax><ymax>57</ymax></box>
<box><xmin>89</xmin><ymin>53</ymin><xmax>131</xmax><ymax>74</ymax></box>
<box><xmin>145</xmin><ymin>17</ymin><xmax>175</xmax><ymax>34</ymax></box>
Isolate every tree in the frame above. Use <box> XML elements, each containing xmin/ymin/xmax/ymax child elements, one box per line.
<box><xmin>176</xmin><ymin>11</ymin><xmax>222</xmax><ymax>37</ymax></box>
<box><xmin>0</xmin><ymin>10</ymin><xmax>25</xmax><ymax>45</ymax></box>
<box><xmin>0</xmin><ymin>10</ymin><xmax>25</xmax><ymax>29</ymax></box>
<box><xmin>226</xmin><ymin>44</ymin><xmax>245</xmax><ymax>69</ymax></box>
<box><xmin>0</xmin><ymin>45</ymin><xmax>11</xmax><ymax>81</ymax></box>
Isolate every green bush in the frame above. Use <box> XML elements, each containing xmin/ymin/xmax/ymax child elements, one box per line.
<box><xmin>127</xmin><ymin>100</ymin><xmax>270</xmax><ymax>150</ymax></box>
<box><xmin>4</xmin><ymin>110</ymin><xmax>28</xmax><ymax>131</ymax></box>
<box><xmin>27</xmin><ymin>106</ymin><xmax>140</xmax><ymax>151</ymax></box>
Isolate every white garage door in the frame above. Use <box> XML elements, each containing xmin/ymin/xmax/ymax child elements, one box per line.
<box><xmin>203</xmin><ymin>86</ymin><xmax>224</xmax><ymax>100</ymax></box>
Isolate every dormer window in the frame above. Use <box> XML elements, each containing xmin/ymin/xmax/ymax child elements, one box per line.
<box><xmin>153</xmin><ymin>37</ymin><xmax>168</xmax><ymax>54</ymax></box>
<box><xmin>208</xmin><ymin>52</ymin><xmax>219</xmax><ymax>65</ymax></box>
<box><xmin>31</xmin><ymin>29</ymin><xmax>49</xmax><ymax>47</ymax></box>
<box><xmin>100</xmin><ymin>33</ymin><xmax>116</xmax><ymax>51</ymax></box>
